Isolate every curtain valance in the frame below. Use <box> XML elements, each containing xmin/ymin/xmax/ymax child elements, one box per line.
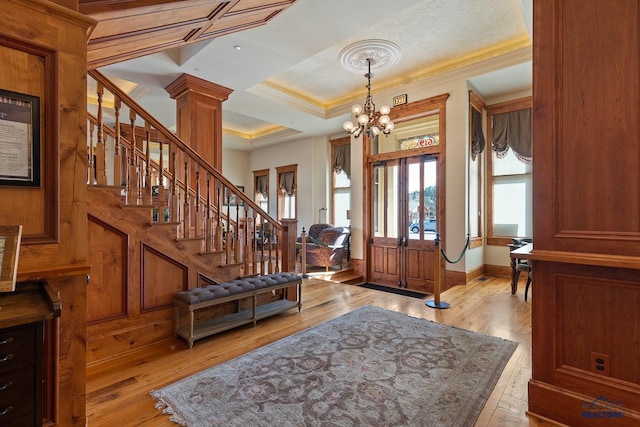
<box><xmin>332</xmin><ymin>143</ymin><xmax>351</xmax><ymax>178</ymax></box>
<box><xmin>492</xmin><ymin>108</ymin><xmax>532</xmax><ymax>163</ymax></box>
<box><xmin>255</xmin><ymin>175</ymin><xmax>268</xmax><ymax>197</ymax></box>
<box><xmin>279</xmin><ymin>172</ymin><xmax>295</xmax><ymax>196</ymax></box>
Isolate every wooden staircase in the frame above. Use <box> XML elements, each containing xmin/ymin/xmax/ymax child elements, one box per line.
<box><xmin>85</xmin><ymin>71</ymin><xmax>298</xmax><ymax>365</ymax></box>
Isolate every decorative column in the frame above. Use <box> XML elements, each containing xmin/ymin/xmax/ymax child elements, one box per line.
<box><xmin>165</xmin><ymin>73</ymin><xmax>233</xmax><ymax>170</ymax></box>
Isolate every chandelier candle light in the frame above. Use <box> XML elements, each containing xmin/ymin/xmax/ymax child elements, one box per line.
<box><xmin>343</xmin><ymin>57</ymin><xmax>394</xmax><ymax>138</ymax></box>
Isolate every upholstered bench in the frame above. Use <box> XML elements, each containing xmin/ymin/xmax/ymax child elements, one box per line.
<box><xmin>174</xmin><ymin>273</ymin><xmax>302</xmax><ymax>347</ymax></box>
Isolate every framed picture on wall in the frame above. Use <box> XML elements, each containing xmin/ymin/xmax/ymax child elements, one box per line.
<box><xmin>0</xmin><ymin>89</ymin><xmax>40</xmax><ymax>187</ymax></box>
<box><xmin>223</xmin><ymin>185</ymin><xmax>244</xmax><ymax>206</ymax></box>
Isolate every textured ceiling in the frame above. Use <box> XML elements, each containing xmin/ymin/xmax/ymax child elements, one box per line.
<box><xmin>268</xmin><ymin>0</ymin><xmax>528</xmax><ymax>106</ymax></box>
<box><xmin>100</xmin><ymin>0</ymin><xmax>533</xmax><ymax>150</ymax></box>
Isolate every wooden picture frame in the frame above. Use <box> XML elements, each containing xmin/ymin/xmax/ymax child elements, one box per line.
<box><xmin>0</xmin><ymin>89</ymin><xmax>41</xmax><ymax>187</ymax></box>
<box><xmin>223</xmin><ymin>185</ymin><xmax>244</xmax><ymax>206</ymax></box>
<box><xmin>0</xmin><ymin>225</ymin><xmax>22</xmax><ymax>292</ymax></box>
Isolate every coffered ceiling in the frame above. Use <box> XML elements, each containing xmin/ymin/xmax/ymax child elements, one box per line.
<box><xmin>89</xmin><ymin>0</ymin><xmax>533</xmax><ymax>150</ymax></box>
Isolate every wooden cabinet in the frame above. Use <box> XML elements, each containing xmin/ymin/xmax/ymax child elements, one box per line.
<box><xmin>0</xmin><ymin>323</ymin><xmax>44</xmax><ymax>426</ymax></box>
<box><xmin>0</xmin><ymin>282</ymin><xmax>61</xmax><ymax>427</ymax></box>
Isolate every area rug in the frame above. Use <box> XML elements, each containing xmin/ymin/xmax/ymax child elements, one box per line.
<box><xmin>151</xmin><ymin>306</ymin><xmax>517</xmax><ymax>426</ymax></box>
<box><xmin>359</xmin><ymin>283</ymin><xmax>431</xmax><ymax>299</ymax></box>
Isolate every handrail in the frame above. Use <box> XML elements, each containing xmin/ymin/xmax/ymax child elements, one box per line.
<box><xmin>86</xmin><ymin>70</ymin><xmax>296</xmax><ymax>275</ymax></box>
<box><xmin>88</xmin><ymin>70</ymin><xmax>275</xmax><ymax>226</ymax></box>
<box><xmin>88</xmin><ymin>113</ymin><xmax>237</xmax><ymax>228</ymax></box>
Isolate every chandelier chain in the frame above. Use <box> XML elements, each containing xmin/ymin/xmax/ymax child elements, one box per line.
<box><xmin>343</xmin><ymin>58</ymin><xmax>394</xmax><ymax>139</ymax></box>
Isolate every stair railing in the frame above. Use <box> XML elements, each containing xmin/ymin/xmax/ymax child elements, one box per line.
<box><xmin>87</xmin><ymin>70</ymin><xmax>296</xmax><ymax>275</ymax></box>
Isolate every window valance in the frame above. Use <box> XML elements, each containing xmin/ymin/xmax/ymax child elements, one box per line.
<box><xmin>332</xmin><ymin>143</ymin><xmax>351</xmax><ymax>178</ymax></box>
<box><xmin>279</xmin><ymin>172</ymin><xmax>295</xmax><ymax>196</ymax></box>
<box><xmin>255</xmin><ymin>175</ymin><xmax>268</xmax><ymax>197</ymax></box>
<box><xmin>492</xmin><ymin>108</ymin><xmax>532</xmax><ymax>164</ymax></box>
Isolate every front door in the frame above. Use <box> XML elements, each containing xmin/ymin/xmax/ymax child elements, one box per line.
<box><xmin>368</xmin><ymin>155</ymin><xmax>439</xmax><ymax>293</ymax></box>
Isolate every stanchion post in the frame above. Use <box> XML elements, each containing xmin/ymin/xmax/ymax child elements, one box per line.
<box><xmin>426</xmin><ymin>234</ymin><xmax>450</xmax><ymax>309</ymax></box>
<box><xmin>301</xmin><ymin>228</ymin><xmax>308</xmax><ymax>278</ymax></box>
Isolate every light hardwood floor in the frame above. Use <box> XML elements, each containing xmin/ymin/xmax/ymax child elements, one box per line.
<box><xmin>86</xmin><ymin>275</ymin><xmax>557</xmax><ymax>426</ymax></box>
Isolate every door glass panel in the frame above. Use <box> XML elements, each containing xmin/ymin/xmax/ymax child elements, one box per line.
<box><xmin>373</xmin><ymin>165</ymin><xmax>384</xmax><ymax>238</ymax></box>
<box><xmin>386</xmin><ymin>163</ymin><xmax>399</xmax><ymax>239</ymax></box>
<box><xmin>408</xmin><ymin>157</ymin><xmax>437</xmax><ymax>240</ymax></box>
<box><xmin>372</xmin><ymin>163</ymin><xmax>400</xmax><ymax>238</ymax></box>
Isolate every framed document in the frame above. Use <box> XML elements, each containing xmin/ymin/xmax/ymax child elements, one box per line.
<box><xmin>0</xmin><ymin>225</ymin><xmax>22</xmax><ymax>292</ymax></box>
<box><xmin>0</xmin><ymin>89</ymin><xmax>40</xmax><ymax>187</ymax></box>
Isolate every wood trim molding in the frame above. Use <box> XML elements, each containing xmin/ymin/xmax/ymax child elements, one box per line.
<box><xmin>0</xmin><ymin>37</ymin><xmax>59</xmax><ymax>245</ymax></box>
<box><xmin>17</xmin><ymin>264</ymin><xmax>91</xmax><ymax>282</ymax></box>
<box><xmin>165</xmin><ymin>73</ymin><xmax>233</xmax><ymax>102</ymax></box>
<box><xmin>528</xmin><ymin>249</ymin><xmax>640</xmax><ymax>270</ymax></box>
<box><xmin>485</xmin><ymin>96</ymin><xmax>533</xmax><ymax>243</ymax></box>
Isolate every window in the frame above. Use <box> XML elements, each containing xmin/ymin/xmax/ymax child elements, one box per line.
<box><xmin>486</xmin><ymin>97</ymin><xmax>532</xmax><ymax>246</ymax></box>
<box><xmin>253</xmin><ymin>169</ymin><xmax>269</xmax><ymax>215</ymax></box>
<box><xmin>330</xmin><ymin>137</ymin><xmax>351</xmax><ymax>226</ymax></box>
<box><xmin>468</xmin><ymin>90</ymin><xmax>486</xmax><ymax>248</ymax></box>
<box><xmin>276</xmin><ymin>164</ymin><xmax>297</xmax><ymax>220</ymax></box>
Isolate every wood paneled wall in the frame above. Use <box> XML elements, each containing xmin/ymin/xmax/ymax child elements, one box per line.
<box><xmin>0</xmin><ymin>1</ymin><xmax>96</xmax><ymax>425</ymax></box>
<box><xmin>530</xmin><ymin>1</ymin><xmax>640</xmax><ymax>425</ymax></box>
<box><xmin>86</xmin><ymin>186</ymin><xmax>246</xmax><ymax>364</ymax></box>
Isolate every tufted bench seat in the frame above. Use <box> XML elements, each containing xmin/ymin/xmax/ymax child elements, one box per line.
<box><xmin>174</xmin><ymin>273</ymin><xmax>302</xmax><ymax>347</ymax></box>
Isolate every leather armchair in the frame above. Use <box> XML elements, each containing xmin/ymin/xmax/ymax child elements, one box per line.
<box><xmin>305</xmin><ymin>227</ymin><xmax>350</xmax><ymax>271</ymax></box>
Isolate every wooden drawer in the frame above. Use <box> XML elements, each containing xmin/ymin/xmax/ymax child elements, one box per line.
<box><xmin>0</xmin><ymin>390</ymin><xmax>35</xmax><ymax>424</ymax></box>
<box><xmin>0</xmin><ymin>365</ymin><xmax>35</xmax><ymax>397</ymax></box>
<box><xmin>0</xmin><ymin>324</ymin><xmax>36</xmax><ymax>368</ymax></box>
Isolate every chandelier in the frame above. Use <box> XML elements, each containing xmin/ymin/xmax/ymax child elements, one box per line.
<box><xmin>343</xmin><ymin>57</ymin><xmax>394</xmax><ymax>138</ymax></box>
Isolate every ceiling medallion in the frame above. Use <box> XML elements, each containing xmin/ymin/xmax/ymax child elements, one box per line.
<box><xmin>339</xmin><ymin>39</ymin><xmax>401</xmax><ymax>74</ymax></box>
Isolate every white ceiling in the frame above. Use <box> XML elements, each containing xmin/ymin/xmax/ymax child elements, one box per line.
<box><xmin>100</xmin><ymin>0</ymin><xmax>533</xmax><ymax>151</ymax></box>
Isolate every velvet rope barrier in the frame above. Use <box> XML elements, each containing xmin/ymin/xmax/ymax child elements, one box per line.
<box><xmin>426</xmin><ymin>233</ymin><xmax>470</xmax><ymax>309</ymax></box>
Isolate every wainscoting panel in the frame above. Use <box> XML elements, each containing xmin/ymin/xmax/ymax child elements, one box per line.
<box><xmin>87</xmin><ymin>215</ymin><xmax>128</xmax><ymax>324</ymax></box>
<box><xmin>141</xmin><ymin>244</ymin><xmax>188</xmax><ymax>312</ymax></box>
<box><xmin>558</xmin><ymin>273</ymin><xmax>640</xmax><ymax>384</ymax></box>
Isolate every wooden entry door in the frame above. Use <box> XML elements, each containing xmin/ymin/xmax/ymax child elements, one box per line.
<box><xmin>368</xmin><ymin>155</ymin><xmax>438</xmax><ymax>293</ymax></box>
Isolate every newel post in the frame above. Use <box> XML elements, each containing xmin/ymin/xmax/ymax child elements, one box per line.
<box><xmin>279</xmin><ymin>218</ymin><xmax>298</xmax><ymax>273</ymax></box>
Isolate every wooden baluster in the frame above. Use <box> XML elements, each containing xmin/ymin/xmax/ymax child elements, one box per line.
<box><xmin>251</xmin><ymin>216</ymin><xmax>262</xmax><ymax>274</ymax></box>
<box><xmin>244</xmin><ymin>214</ymin><xmax>252</xmax><ymax>275</ymax></box>
<box><xmin>275</xmin><ymin>228</ymin><xmax>280</xmax><ymax>273</ymax></box>
<box><xmin>138</xmin><ymin>156</ymin><xmax>144</xmax><ymax>203</ymax></box>
<box><xmin>127</xmin><ymin>109</ymin><xmax>138</xmax><ymax>205</ymax></box>
<box><xmin>143</xmin><ymin>121</ymin><xmax>152</xmax><ymax>205</ymax></box>
<box><xmin>226</xmin><ymin>186</ymin><xmax>231</xmax><ymax>263</ymax></box>
<box><xmin>267</xmin><ymin>223</ymin><xmax>273</xmax><ymax>274</ymax></box>
<box><xmin>88</xmin><ymin>121</ymin><xmax>95</xmax><ymax>184</ymax></box>
<box><xmin>195</xmin><ymin>165</ymin><xmax>202</xmax><ymax>237</ymax></box>
<box><xmin>183</xmin><ymin>161</ymin><xmax>190</xmax><ymax>238</ymax></box>
<box><xmin>260</xmin><ymin>222</ymin><xmax>269</xmax><ymax>274</ymax></box>
<box><xmin>170</xmin><ymin>150</ymin><xmax>178</xmax><ymax>223</ymax></box>
<box><xmin>95</xmin><ymin>82</ymin><xmax>107</xmax><ymax>186</ymax></box>
<box><xmin>205</xmin><ymin>174</ymin><xmax>212</xmax><ymax>252</ymax></box>
<box><xmin>113</xmin><ymin>96</ymin><xmax>122</xmax><ymax>187</ymax></box>
<box><xmin>157</xmin><ymin>138</ymin><xmax>165</xmax><ymax>223</ymax></box>
<box><xmin>233</xmin><ymin>203</ymin><xmax>240</xmax><ymax>263</ymax></box>
<box><xmin>215</xmin><ymin>186</ymin><xmax>223</xmax><ymax>251</ymax></box>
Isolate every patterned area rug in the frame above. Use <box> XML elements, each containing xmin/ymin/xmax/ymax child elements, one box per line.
<box><xmin>151</xmin><ymin>306</ymin><xmax>517</xmax><ymax>426</ymax></box>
